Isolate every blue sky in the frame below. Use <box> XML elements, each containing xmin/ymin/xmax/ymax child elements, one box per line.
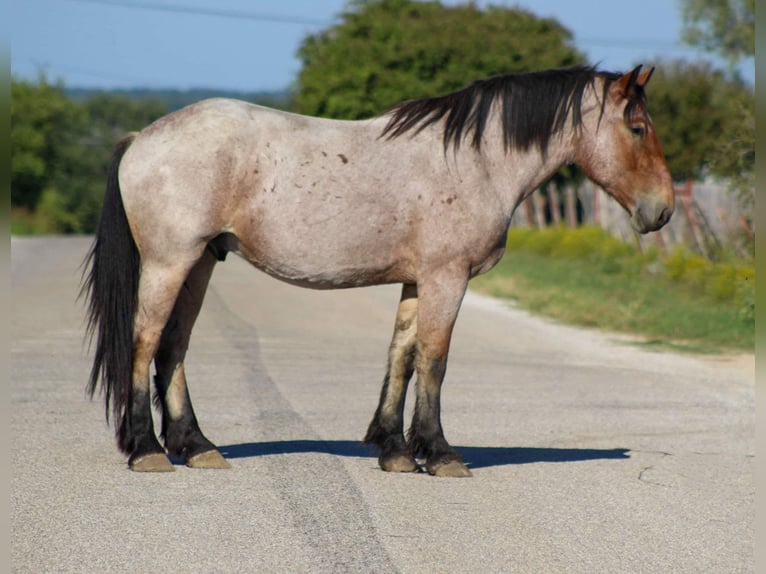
<box><xmin>11</xmin><ymin>0</ymin><xmax>753</xmax><ymax>92</ymax></box>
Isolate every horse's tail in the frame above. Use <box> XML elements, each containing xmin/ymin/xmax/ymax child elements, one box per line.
<box><xmin>82</xmin><ymin>133</ymin><xmax>139</xmax><ymax>443</ymax></box>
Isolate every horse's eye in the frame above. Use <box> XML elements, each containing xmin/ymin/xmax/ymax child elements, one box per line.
<box><xmin>630</xmin><ymin>124</ymin><xmax>645</xmax><ymax>138</ymax></box>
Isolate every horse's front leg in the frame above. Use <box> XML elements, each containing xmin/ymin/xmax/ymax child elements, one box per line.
<box><xmin>408</xmin><ymin>269</ymin><xmax>472</xmax><ymax>477</ymax></box>
<box><xmin>364</xmin><ymin>284</ymin><xmax>420</xmax><ymax>472</ymax></box>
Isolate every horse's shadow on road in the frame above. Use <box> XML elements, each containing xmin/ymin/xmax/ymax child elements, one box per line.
<box><xmin>217</xmin><ymin>440</ymin><xmax>629</xmax><ymax>469</ymax></box>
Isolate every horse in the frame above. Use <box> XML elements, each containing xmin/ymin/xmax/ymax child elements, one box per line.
<box><xmin>83</xmin><ymin>64</ymin><xmax>673</xmax><ymax>477</ymax></box>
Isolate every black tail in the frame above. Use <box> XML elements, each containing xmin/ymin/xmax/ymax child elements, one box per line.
<box><xmin>82</xmin><ymin>134</ymin><xmax>139</xmax><ymax>446</ymax></box>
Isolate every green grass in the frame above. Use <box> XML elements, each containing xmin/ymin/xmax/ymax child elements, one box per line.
<box><xmin>470</xmin><ymin>228</ymin><xmax>754</xmax><ymax>354</ymax></box>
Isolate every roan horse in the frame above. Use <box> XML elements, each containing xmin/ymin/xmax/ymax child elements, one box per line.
<box><xmin>84</xmin><ymin>65</ymin><xmax>673</xmax><ymax>477</ymax></box>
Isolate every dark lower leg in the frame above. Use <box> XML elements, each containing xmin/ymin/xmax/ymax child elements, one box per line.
<box><xmin>119</xmin><ymin>387</ymin><xmax>167</xmax><ymax>467</ymax></box>
<box><xmin>122</xmin><ymin>330</ymin><xmax>174</xmax><ymax>472</ymax></box>
<box><xmin>407</xmin><ymin>354</ymin><xmax>470</xmax><ymax>477</ymax></box>
<box><xmin>153</xmin><ymin>362</ymin><xmax>228</xmax><ymax>468</ymax></box>
<box><xmin>365</xmin><ymin>368</ymin><xmax>417</xmax><ymax>472</ymax></box>
<box><xmin>154</xmin><ymin>363</ymin><xmax>220</xmax><ymax>461</ymax></box>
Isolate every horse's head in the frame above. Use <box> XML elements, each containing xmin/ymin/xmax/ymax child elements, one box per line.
<box><xmin>576</xmin><ymin>66</ymin><xmax>674</xmax><ymax>234</ymax></box>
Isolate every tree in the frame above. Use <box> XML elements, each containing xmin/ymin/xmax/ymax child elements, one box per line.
<box><xmin>679</xmin><ymin>0</ymin><xmax>754</xmax><ymax>214</ymax></box>
<box><xmin>681</xmin><ymin>0</ymin><xmax>754</xmax><ymax>67</ymax></box>
<box><xmin>11</xmin><ymin>77</ymin><xmax>84</xmax><ymax>212</ymax></box>
<box><xmin>295</xmin><ymin>0</ymin><xmax>585</xmax><ymax>119</ymax></box>
<box><xmin>54</xmin><ymin>94</ymin><xmax>167</xmax><ymax>233</ymax></box>
<box><xmin>708</xmin><ymin>95</ymin><xmax>753</xmax><ymax>210</ymax></box>
<box><xmin>644</xmin><ymin>60</ymin><xmax>753</xmax><ymax>183</ymax></box>
<box><xmin>11</xmin><ymin>77</ymin><xmax>167</xmax><ymax>233</ymax></box>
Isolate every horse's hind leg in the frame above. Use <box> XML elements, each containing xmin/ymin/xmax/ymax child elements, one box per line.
<box><xmin>124</xmin><ymin>258</ymin><xmax>205</xmax><ymax>472</ymax></box>
<box><xmin>153</xmin><ymin>249</ymin><xmax>229</xmax><ymax>469</ymax></box>
<box><xmin>364</xmin><ymin>284</ymin><xmax>420</xmax><ymax>473</ymax></box>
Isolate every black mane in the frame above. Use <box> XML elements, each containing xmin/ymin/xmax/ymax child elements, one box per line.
<box><xmin>381</xmin><ymin>65</ymin><xmax>622</xmax><ymax>155</ymax></box>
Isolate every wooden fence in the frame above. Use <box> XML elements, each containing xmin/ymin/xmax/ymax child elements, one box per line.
<box><xmin>510</xmin><ymin>178</ymin><xmax>754</xmax><ymax>258</ymax></box>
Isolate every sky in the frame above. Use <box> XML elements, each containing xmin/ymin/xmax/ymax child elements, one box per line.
<box><xmin>10</xmin><ymin>0</ymin><xmax>754</xmax><ymax>92</ymax></box>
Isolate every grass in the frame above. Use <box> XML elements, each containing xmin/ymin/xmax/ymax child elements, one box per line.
<box><xmin>470</xmin><ymin>227</ymin><xmax>754</xmax><ymax>354</ymax></box>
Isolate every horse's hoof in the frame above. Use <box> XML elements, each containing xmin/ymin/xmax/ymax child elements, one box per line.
<box><xmin>427</xmin><ymin>459</ymin><xmax>473</xmax><ymax>478</ymax></box>
<box><xmin>186</xmin><ymin>449</ymin><xmax>231</xmax><ymax>469</ymax></box>
<box><xmin>130</xmin><ymin>452</ymin><xmax>175</xmax><ymax>472</ymax></box>
<box><xmin>380</xmin><ymin>453</ymin><xmax>420</xmax><ymax>473</ymax></box>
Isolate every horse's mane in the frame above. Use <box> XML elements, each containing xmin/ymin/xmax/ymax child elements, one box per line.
<box><xmin>381</xmin><ymin>65</ymin><xmax>624</xmax><ymax>155</ymax></box>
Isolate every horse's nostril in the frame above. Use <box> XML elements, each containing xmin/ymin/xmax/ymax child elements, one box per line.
<box><xmin>659</xmin><ymin>207</ymin><xmax>672</xmax><ymax>226</ymax></box>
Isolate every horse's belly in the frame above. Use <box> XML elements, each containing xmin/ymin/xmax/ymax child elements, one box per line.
<box><xmin>231</xmin><ymin>218</ymin><xmax>413</xmax><ymax>289</ymax></box>
<box><xmin>240</xmin><ymin>251</ymin><xmax>410</xmax><ymax>289</ymax></box>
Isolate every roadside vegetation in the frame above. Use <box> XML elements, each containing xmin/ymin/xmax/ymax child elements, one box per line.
<box><xmin>470</xmin><ymin>227</ymin><xmax>754</xmax><ymax>354</ymax></box>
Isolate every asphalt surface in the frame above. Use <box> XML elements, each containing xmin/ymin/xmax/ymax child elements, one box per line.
<box><xmin>11</xmin><ymin>236</ymin><xmax>754</xmax><ymax>573</ymax></box>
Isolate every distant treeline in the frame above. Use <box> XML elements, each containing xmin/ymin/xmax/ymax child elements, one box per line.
<box><xmin>65</xmin><ymin>87</ymin><xmax>293</xmax><ymax>112</ymax></box>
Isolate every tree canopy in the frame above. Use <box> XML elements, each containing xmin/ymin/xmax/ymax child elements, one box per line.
<box><xmin>11</xmin><ymin>77</ymin><xmax>167</xmax><ymax>233</ymax></box>
<box><xmin>295</xmin><ymin>0</ymin><xmax>586</xmax><ymax>119</ymax></box>
<box><xmin>681</xmin><ymin>0</ymin><xmax>754</xmax><ymax>67</ymax></box>
<box><xmin>677</xmin><ymin>0</ymin><xmax>754</xmax><ymax>209</ymax></box>
<box><xmin>644</xmin><ymin>59</ymin><xmax>753</xmax><ymax>183</ymax></box>
<box><xmin>11</xmin><ymin>79</ymin><xmax>84</xmax><ymax>212</ymax></box>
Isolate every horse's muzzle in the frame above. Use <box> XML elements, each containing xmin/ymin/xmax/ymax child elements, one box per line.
<box><xmin>631</xmin><ymin>201</ymin><xmax>673</xmax><ymax>234</ymax></box>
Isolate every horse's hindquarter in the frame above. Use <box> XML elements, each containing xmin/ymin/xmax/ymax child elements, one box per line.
<box><xmin>120</xmin><ymin>99</ymin><xmax>509</xmax><ymax>288</ymax></box>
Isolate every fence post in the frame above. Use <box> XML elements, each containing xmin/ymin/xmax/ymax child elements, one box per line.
<box><xmin>532</xmin><ymin>191</ymin><xmax>547</xmax><ymax>228</ymax></box>
<box><xmin>739</xmin><ymin>215</ymin><xmax>754</xmax><ymax>240</ymax></box>
<box><xmin>591</xmin><ymin>185</ymin><xmax>599</xmax><ymax>227</ymax></box>
<box><xmin>565</xmin><ymin>186</ymin><xmax>577</xmax><ymax>228</ymax></box>
<box><xmin>679</xmin><ymin>180</ymin><xmax>710</xmax><ymax>258</ymax></box>
<box><xmin>523</xmin><ymin>196</ymin><xmax>535</xmax><ymax>227</ymax></box>
<box><xmin>549</xmin><ymin>188</ymin><xmax>562</xmax><ymax>226</ymax></box>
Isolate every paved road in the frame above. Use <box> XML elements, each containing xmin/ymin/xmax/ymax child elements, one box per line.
<box><xmin>11</xmin><ymin>236</ymin><xmax>754</xmax><ymax>573</ymax></box>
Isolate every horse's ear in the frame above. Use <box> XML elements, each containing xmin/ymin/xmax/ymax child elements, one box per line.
<box><xmin>613</xmin><ymin>65</ymin><xmax>643</xmax><ymax>98</ymax></box>
<box><xmin>636</xmin><ymin>66</ymin><xmax>655</xmax><ymax>88</ymax></box>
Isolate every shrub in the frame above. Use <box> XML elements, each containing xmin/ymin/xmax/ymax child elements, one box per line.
<box><xmin>736</xmin><ymin>277</ymin><xmax>755</xmax><ymax>324</ymax></box>
<box><xmin>706</xmin><ymin>265</ymin><xmax>737</xmax><ymax>301</ymax></box>
<box><xmin>506</xmin><ymin>227</ymin><xmax>754</xmax><ymax>307</ymax></box>
<box><xmin>506</xmin><ymin>227</ymin><xmax>535</xmax><ymax>250</ymax></box>
<box><xmin>664</xmin><ymin>247</ymin><xmax>690</xmax><ymax>281</ymax></box>
<box><xmin>551</xmin><ymin>226</ymin><xmax>603</xmax><ymax>259</ymax></box>
<box><xmin>523</xmin><ymin>228</ymin><xmax>562</xmax><ymax>256</ymax></box>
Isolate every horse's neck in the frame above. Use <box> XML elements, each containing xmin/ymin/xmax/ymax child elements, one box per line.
<box><xmin>478</xmin><ymin>122</ymin><xmax>576</xmax><ymax>213</ymax></box>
